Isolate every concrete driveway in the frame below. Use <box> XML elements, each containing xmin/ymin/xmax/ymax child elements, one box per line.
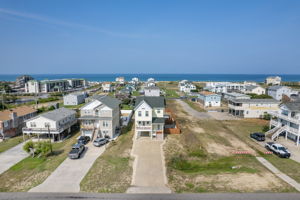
<box><xmin>127</xmin><ymin>137</ymin><xmax>171</xmax><ymax>193</ymax></box>
<box><xmin>208</xmin><ymin>111</ymin><xmax>240</xmax><ymax>120</ymax></box>
<box><xmin>29</xmin><ymin>142</ymin><xmax>105</xmax><ymax>193</ymax></box>
<box><xmin>0</xmin><ymin>142</ymin><xmax>28</xmax><ymax>174</ymax></box>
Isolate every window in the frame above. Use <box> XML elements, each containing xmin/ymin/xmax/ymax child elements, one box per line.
<box><xmin>145</xmin><ymin>111</ymin><xmax>149</xmax><ymax>117</ymax></box>
<box><xmin>138</xmin><ymin>111</ymin><xmax>142</xmax><ymax>117</ymax></box>
<box><xmin>103</xmin><ymin>121</ymin><xmax>109</xmax><ymax>127</ymax></box>
<box><xmin>157</xmin><ymin>124</ymin><xmax>160</xmax><ymax>130</ymax></box>
<box><xmin>30</xmin><ymin>122</ymin><xmax>36</xmax><ymax>127</ymax></box>
<box><xmin>146</xmin><ymin>121</ymin><xmax>150</xmax><ymax>125</ymax></box>
<box><xmin>157</xmin><ymin>109</ymin><xmax>161</xmax><ymax>113</ymax></box>
<box><xmin>44</xmin><ymin>122</ymin><xmax>50</xmax><ymax>128</ymax></box>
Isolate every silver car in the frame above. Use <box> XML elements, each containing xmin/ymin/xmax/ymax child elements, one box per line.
<box><xmin>93</xmin><ymin>138</ymin><xmax>108</xmax><ymax>147</ymax></box>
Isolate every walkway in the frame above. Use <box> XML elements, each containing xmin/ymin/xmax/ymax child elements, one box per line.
<box><xmin>29</xmin><ymin>143</ymin><xmax>105</xmax><ymax>193</ymax></box>
<box><xmin>127</xmin><ymin>137</ymin><xmax>171</xmax><ymax>193</ymax></box>
<box><xmin>0</xmin><ymin>142</ymin><xmax>28</xmax><ymax>174</ymax></box>
<box><xmin>256</xmin><ymin>157</ymin><xmax>300</xmax><ymax>192</ymax></box>
<box><xmin>176</xmin><ymin>100</ymin><xmax>212</xmax><ymax>119</ymax></box>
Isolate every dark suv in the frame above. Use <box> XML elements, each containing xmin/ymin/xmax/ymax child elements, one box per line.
<box><xmin>78</xmin><ymin>136</ymin><xmax>90</xmax><ymax>145</ymax></box>
<box><xmin>250</xmin><ymin>132</ymin><xmax>265</xmax><ymax>141</ymax></box>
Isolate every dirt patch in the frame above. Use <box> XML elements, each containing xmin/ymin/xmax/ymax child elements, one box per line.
<box><xmin>205</xmin><ymin>142</ymin><xmax>232</xmax><ymax>156</ymax></box>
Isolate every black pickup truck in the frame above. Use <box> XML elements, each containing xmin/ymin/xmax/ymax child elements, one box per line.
<box><xmin>68</xmin><ymin>143</ymin><xmax>85</xmax><ymax>159</ymax></box>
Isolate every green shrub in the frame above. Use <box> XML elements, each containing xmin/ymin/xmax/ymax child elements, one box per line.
<box><xmin>23</xmin><ymin>140</ymin><xmax>34</xmax><ymax>153</ymax></box>
<box><xmin>23</xmin><ymin>141</ymin><xmax>52</xmax><ymax>157</ymax></box>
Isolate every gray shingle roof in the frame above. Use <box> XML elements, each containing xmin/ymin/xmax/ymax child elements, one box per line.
<box><xmin>245</xmin><ymin>85</ymin><xmax>259</xmax><ymax>90</ymax></box>
<box><xmin>135</xmin><ymin>96</ymin><xmax>165</xmax><ymax>108</ymax></box>
<box><xmin>230</xmin><ymin>98</ymin><xmax>279</xmax><ymax>104</ymax></box>
<box><xmin>91</xmin><ymin>95</ymin><xmax>120</xmax><ymax>109</ymax></box>
<box><xmin>268</xmin><ymin>86</ymin><xmax>288</xmax><ymax>90</ymax></box>
<box><xmin>284</xmin><ymin>102</ymin><xmax>300</xmax><ymax>112</ymax></box>
<box><xmin>144</xmin><ymin>86</ymin><xmax>160</xmax><ymax>90</ymax></box>
<box><xmin>41</xmin><ymin>107</ymin><xmax>76</xmax><ymax>121</ymax></box>
<box><xmin>152</xmin><ymin>117</ymin><xmax>165</xmax><ymax>123</ymax></box>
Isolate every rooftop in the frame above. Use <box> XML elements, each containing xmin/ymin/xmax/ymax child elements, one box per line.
<box><xmin>199</xmin><ymin>91</ymin><xmax>217</xmax><ymax>96</ymax></box>
<box><xmin>283</xmin><ymin>102</ymin><xmax>300</xmax><ymax>112</ymax></box>
<box><xmin>40</xmin><ymin>107</ymin><xmax>76</xmax><ymax>122</ymax></box>
<box><xmin>135</xmin><ymin>96</ymin><xmax>165</xmax><ymax>108</ymax></box>
<box><xmin>0</xmin><ymin>106</ymin><xmax>37</xmax><ymax>121</ymax></box>
<box><xmin>230</xmin><ymin>98</ymin><xmax>279</xmax><ymax>104</ymax></box>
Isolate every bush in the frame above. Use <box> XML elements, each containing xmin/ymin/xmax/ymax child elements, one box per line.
<box><xmin>23</xmin><ymin>141</ymin><xmax>52</xmax><ymax>157</ymax></box>
<box><xmin>23</xmin><ymin>140</ymin><xmax>34</xmax><ymax>153</ymax></box>
<box><xmin>262</xmin><ymin>125</ymin><xmax>270</xmax><ymax>133</ymax></box>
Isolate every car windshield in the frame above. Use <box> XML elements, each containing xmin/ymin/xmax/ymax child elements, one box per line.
<box><xmin>278</xmin><ymin>147</ymin><xmax>286</xmax><ymax>151</ymax></box>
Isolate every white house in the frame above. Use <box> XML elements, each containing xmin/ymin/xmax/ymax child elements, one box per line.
<box><xmin>228</xmin><ymin>99</ymin><xmax>279</xmax><ymax>118</ymax></box>
<box><xmin>144</xmin><ymin>86</ymin><xmax>160</xmax><ymax>97</ymax></box>
<box><xmin>204</xmin><ymin>82</ymin><xmax>251</xmax><ymax>93</ymax></box>
<box><xmin>244</xmin><ymin>85</ymin><xmax>266</xmax><ymax>95</ymax></box>
<box><xmin>115</xmin><ymin>77</ymin><xmax>125</xmax><ymax>85</ymax></box>
<box><xmin>267</xmin><ymin>86</ymin><xmax>292</xmax><ymax>101</ymax></box>
<box><xmin>102</xmin><ymin>82</ymin><xmax>113</xmax><ymax>92</ymax></box>
<box><xmin>197</xmin><ymin>91</ymin><xmax>221</xmax><ymax>107</ymax></box>
<box><xmin>178</xmin><ymin>80</ymin><xmax>196</xmax><ymax>93</ymax></box>
<box><xmin>79</xmin><ymin>95</ymin><xmax>120</xmax><ymax>139</ymax></box>
<box><xmin>265</xmin><ymin>76</ymin><xmax>281</xmax><ymax>85</ymax></box>
<box><xmin>134</xmin><ymin>96</ymin><xmax>166</xmax><ymax>140</ymax></box>
<box><xmin>223</xmin><ymin>92</ymin><xmax>251</xmax><ymax>100</ymax></box>
<box><xmin>268</xmin><ymin>102</ymin><xmax>300</xmax><ymax>146</ymax></box>
<box><xmin>63</xmin><ymin>92</ymin><xmax>86</xmax><ymax>106</ymax></box>
<box><xmin>22</xmin><ymin>108</ymin><xmax>77</xmax><ymax>141</ymax></box>
<box><xmin>146</xmin><ymin>78</ymin><xmax>156</xmax><ymax>87</ymax></box>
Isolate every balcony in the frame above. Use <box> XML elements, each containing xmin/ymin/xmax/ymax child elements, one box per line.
<box><xmin>269</xmin><ymin>111</ymin><xmax>300</xmax><ymax>125</ymax></box>
<box><xmin>23</xmin><ymin>120</ymin><xmax>77</xmax><ymax>135</ymax></box>
<box><xmin>135</xmin><ymin>126</ymin><xmax>152</xmax><ymax>131</ymax></box>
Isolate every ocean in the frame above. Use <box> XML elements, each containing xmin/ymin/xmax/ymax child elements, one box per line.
<box><xmin>1</xmin><ymin>74</ymin><xmax>300</xmax><ymax>82</ymax></box>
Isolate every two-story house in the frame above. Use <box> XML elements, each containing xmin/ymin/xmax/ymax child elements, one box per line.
<box><xmin>228</xmin><ymin>98</ymin><xmax>279</xmax><ymax>118</ymax></box>
<box><xmin>102</xmin><ymin>82</ymin><xmax>113</xmax><ymax>92</ymax></box>
<box><xmin>22</xmin><ymin>108</ymin><xmax>77</xmax><ymax>141</ymax></box>
<box><xmin>79</xmin><ymin>95</ymin><xmax>120</xmax><ymax>139</ymax></box>
<box><xmin>265</xmin><ymin>76</ymin><xmax>281</xmax><ymax>85</ymax></box>
<box><xmin>244</xmin><ymin>85</ymin><xmax>266</xmax><ymax>95</ymax></box>
<box><xmin>0</xmin><ymin>106</ymin><xmax>37</xmax><ymax>138</ymax></box>
<box><xmin>197</xmin><ymin>91</ymin><xmax>221</xmax><ymax>107</ymax></box>
<box><xmin>268</xmin><ymin>102</ymin><xmax>300</xmax><ymax>146</ymax></box>
<box><xmin>144</xmin><ymin>86</ymin><xmax>160</xmax><ymax>97</ymax></box>
<box><xmin>267</xmin><ymin>86</ymin><xmax>292</xmax><ymax>101</ymax></box>
<box><xmin>134</xmin><ymin>96</ymin><xmax>166</xmax><ymax>140</ymax></box>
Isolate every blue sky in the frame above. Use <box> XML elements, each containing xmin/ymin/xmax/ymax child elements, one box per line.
<box><xmin>0</xmin><ymin>0</ymin><xmax>299</xmax><ymax>74</ymax></box>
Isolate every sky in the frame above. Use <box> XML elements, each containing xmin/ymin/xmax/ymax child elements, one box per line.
<box><xmin>0</xmin><ymin>0</ymin><xmax>300</xmax><ymax>74</ymax></box>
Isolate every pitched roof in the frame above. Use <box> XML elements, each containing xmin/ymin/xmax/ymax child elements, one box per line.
<box><xmin>268</xmin><ymin>86</ymin><xmax>289</xmax><ymax>90</ymax></box>
<box><xmin>245</xmin><ymin>85</ymin><xmax>259</xmax><ymax>90</ymax></box>
<box><xmin>152</xmin><ymin>117</ymin><xmax>165</xmax><ymax>123</ymax></box>
<box><xmin>144</xmin><ymin>86</ymin><xmax>160</xmax><ymax>90</ymax></box>
<box><xmin>92</xmin><ymin>95</ymin><xmax>120</xmax><ymax>109</ymax></box>
<box><xmin>283</xmin><ymin>102</ymin><xmax>300</xmax><ymax>112</ymax></box>
<box><xmin>40</xmin><ymin>107</ymin><xmax>76</xmax><ymax>121</ymax></box>
<box><xmin>0</xmin><ymin>106</ymin><xmax>37</xmax><ymax>121</ymax></box>
<box><xmin>135</xmin><ymin>96</ymin><xmax>165</xmax><ymax>108</ymax></box>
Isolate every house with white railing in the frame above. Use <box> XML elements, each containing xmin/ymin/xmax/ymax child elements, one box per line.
<box><xmin>134</xmin><ymin>96</ymin><xmax>166</xmax><ymax>140</ymax></box>
<box><xmin>268</xmin><ymin>102</ymin><xmax>300</xmax><ymax>146</ymax></box>
<box><xmin>22</xmin><ymin>108</ymin><xmax>77</xmax><ymax>141</ymax></box>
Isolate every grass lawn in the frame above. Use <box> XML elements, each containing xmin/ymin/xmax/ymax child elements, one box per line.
<box><xmin>121</xmin><ymin>104</ymin><xmax>133</xmax><ymax>110</ymax></box>
<box><xmin>164</xmin><ymin>89</ymin><xmax>180</xmax><ymax>98</ymax></box>
<box><xmin>183</xmin><ymin>99</ymin><xmax>206</xmax><ymax>112</ymax></box>
<box><xmin>61</xmin><ymin>103</ymin><xmax>85</xmax><ymax>109</ymax></box>
<box><xmin>0</xmin><ymin>131</ymin><xmax>80</xmax><ymax>192</ymax></box>
<box><xmin>164</xmin><ymin>100</ymin><xmax>295</xmax><ymax>193</ymax></box>
<box><xmin>223</xmin><ymin>119</ymin><xmax>300</xmax><ymax>184</ymax></box>
<box><xmin>0</xmin><ymin>136</ymin><xmax>24</xmax><ymax>153</ymax></box>
<box><xmin>132</xmin><ymin>91</ymin><xmax>140</xmax><ymax>96</ymax></box>
<box><xmin>80</xmin><ymin>122</ymin><xmax>134</xmax><ymax>192</ymax></box>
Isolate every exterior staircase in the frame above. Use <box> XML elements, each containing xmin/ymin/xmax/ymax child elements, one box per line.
<box><xmin>265</xmin><ymin>126</ymin><xmax>280</xmax><ymax>137</ymax></box>
<box><xmin>271</xmin><ymin>126</ymin><xmax>286</xmax><ymax>141</ymax></box>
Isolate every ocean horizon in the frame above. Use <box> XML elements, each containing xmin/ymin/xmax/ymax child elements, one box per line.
<box><xmin>1</xmin><ymin>74</ymin><xmax>300</xmax><ymax>82</ymax></box>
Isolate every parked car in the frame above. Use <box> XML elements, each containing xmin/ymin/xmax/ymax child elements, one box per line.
<box><xmin>78</xmin><ymin>136</ymin><xmax>90</xmax><ymax>145</ymax></box>
<box><xmin>265</xmin><ymin>142</ymin><xmax>291</xmax><ymax>158</ymax></box>
<box><xmin>250</xmin><ymin>132</ymin><xmax>265</xmax><ymax>141</ymax></box>
<box><xmin>93</xmin><ymin>138</ymin><xmax>109</xmax><ymax>147</ymax></box>
<box><xmin>68</xmin><ymin>143</ymin><xmax>85</xmax><ymax>159</ymax></box>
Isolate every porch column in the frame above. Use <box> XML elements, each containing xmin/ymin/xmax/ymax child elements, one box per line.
<box><xmin>297</xmin><ymin>135</ymin><xmax>299</xmax><ymax>147</ymax></box>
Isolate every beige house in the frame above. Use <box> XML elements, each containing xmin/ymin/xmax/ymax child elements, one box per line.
<box><xmin>265</xmin><ymin>76</ymin><xmax>281</xmax><ymax>85</ymax></box>
<box><xmin>79</xmin><ymin>95</ymin><xmax>120</xmax><ymax>139</ymax></box>
<box><xmin>244</xmin><ymin>85</ymin><xmax>266</xmax><ymax>95</ymax></box>
<box><xmin>228</xmin><ymin>99</ymin><xmax>279</xmax><ymax>118</ymax></box>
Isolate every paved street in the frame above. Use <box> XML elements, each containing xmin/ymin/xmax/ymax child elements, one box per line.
<box><xmin>29</xmin><ymin>143</ymin><xmax>105</xmax><ymax>193</ymax></box>
<box><xmin>0</xmin><ymin>142</ymin><xmax>28</xmax><ymax>174</ymax></box>
<box><xmin>1</xmin><ymin>193</ymin><xmax>300</xmax><ymax>200</ymax></box>
<box><xmin>127</xmin><ymin>137</ymin><xmax>171</xmax><ymax>193</ymax></box>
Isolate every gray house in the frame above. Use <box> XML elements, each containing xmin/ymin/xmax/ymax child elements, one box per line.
<box><xmin>63</xmin><ymin>92</ymin><xmax>86</xmax><ymax>106</ymax></box>
<box><xmin>267</xmin><ymin>86</ymin><xmax>292</xmax><ymax>101</ymax></box>
<box><xmin>79</xmin><ymin>95</ymin><xmax>121</xmax><ymax>139</ymax></box>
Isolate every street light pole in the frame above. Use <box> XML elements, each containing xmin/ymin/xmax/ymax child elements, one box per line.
<box><xmin>46</xmin><ymin>124</ymin><xmax>52</xmax><ymax>153</ymax></box>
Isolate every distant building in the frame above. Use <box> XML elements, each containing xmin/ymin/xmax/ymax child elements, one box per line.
<box><xmin>178</xmin><ymin>80</ymin><xmax>196</xmax><ymax>93</ymax></box>
<box><xmin>204</xmin><ymin>82</ymin><xmax>254</xmax><ymax>93</ymax></box>
<box><xmin>102</xmin><ymin>82</ymin><xmax>113</xmax><ymax>92</ymax></box>
<box><xmin>228</xmin><ymin>99</ymin><xmax>279</xmax><ymax>118</ymax></box>
<box><xmin>144</xmin><ymin>86</ymin><xmax>160</xmax><ymax>97</ymax></box>
<box><xmin>79</xmin><ymin>96</ymin><xmax>121</xmax><ymax>139</ymax></box>
<box><xmin>146</xmin><ymin>78</ymin><xmax>156</xmax><ymax>87</ymax></box>
<box><xmin>0</xmin><ymin>106</ymin><xmax>37</xmax><ymax>138</ymax></box>
<box><xmin>244</xmin><ymin>85</ymin><xmax>266</xmax><ymax>95</ymax></box>
<box><xmin>267</xmin><ymin>86</ymin><xmax>292</xmax><ymax>101</ymax></box>
<box><xmin>25</xmin><ymin>79</ymin><xmax>87</xmax><ymax>93</ymax></box>
<box><xmin>265</xmin><ymin>76</ymin><xmax>281</xmax><ymax>85</ymax></box>
<box><xmin>22</xmin><ymin>108</ymin><xmax>77</xmax><ymax>141</ymax></box>
<box><xmin>15</xmin><ymin>75</ymin><xmax>34</xmax><ymax>88</ymax></box>
<box><xmin>63</xmin><ymin>92</ymin><xmax>86</xmax><ymax>106</ymax></box>
<box><xmin>197</xmin><ymin>91</ymin><xmax>221</xmax><ymax>107</ymax></box>
<box><xmin>115</xmin><ymin>77</ymin><xmax>125</xmax><ymax>85</ymax></box>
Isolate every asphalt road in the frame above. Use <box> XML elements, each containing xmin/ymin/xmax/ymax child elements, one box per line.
<box><xmin>1</xmin><ymin>193</ymin><xmax>300</xmax><ymax>200</ymax></box>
